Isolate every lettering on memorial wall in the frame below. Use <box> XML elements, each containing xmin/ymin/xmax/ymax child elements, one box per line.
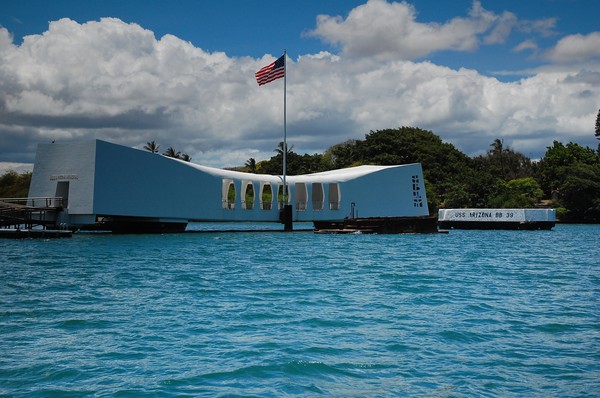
<box><xmin>412</xmin><ymin>175</ymin><xmax>423</xmax><ymax>208</ymax></box>
<box><xmin>50</xmin><ymin>174</ymin><xmax>79</xmax><ymax>181</ymax></box>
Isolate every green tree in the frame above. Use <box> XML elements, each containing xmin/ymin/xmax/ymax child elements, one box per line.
<box><xmin>490</xmin><ymin>177</ymin><xmax>543</xmax><ymax>208</ymax></box>
<box><xmin>0</xmin><ymin>171</ymin><xmax>32</xmax><ymax>198</ymax></box>
<box><xmin>489</xmin><ymin>138</ymin><xmax>505</xmax><ymax>177</ymax></box>
<box><xmin>143</xmin><ymin>140</ymin><xmax>160</xmax><ymax>153</ymax></box>
<box><xmin>359</xmin><ymin>127</ymin><xmax>476</xmax><ymax>209</ymax></box>
<box><xmin>536</xmin><ymin>140</ymin><xmax>600</xmax><ymax>222</ymax></box>
<box><xmin>245</xmin><ymin>158</ymin><xmax>257</xmax><ymax>173</ymax></box>
<box><xmin>537</xmin><ymin>141</ymin><xmax>598</xmax><ymax>196</ymax></box>
<box><xmin>274</xmin><ymin>141</ymin><xmax>294</xmax><ymax>156</ymax></box>
<box><xmin>475</xmin><ymin>139</ymin><xmax>533</xmax><ymax>181</ymax></box>
<box><xmin>325</xmin><ymin>139</ymin><xmax>362</xmax><ymax>169</ymax></box>
<box><xmin>259</xmin><ymin>145</ymin><xmax>332</xmax><ymax>176</ymax></box>
<box><xmin>557</xmin><ymin>163</ymin><xmax>600</xmax><ymax>222</ymax></box>
<box><xmin>595</xmin><ymin>108</ymin><xmax>600</xmax><ymax>140</ymax></box>
<box><xmin>180</xmin><ymin>154</ymin><xmax>192</xmax><ymax>162</ymax></box>
<box><xmin>237</xmin><ymin>128</ymin><xmax>600</xmax><ymax>220</ymax></box>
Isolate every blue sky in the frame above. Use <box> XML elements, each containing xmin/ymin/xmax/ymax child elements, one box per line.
<box><xmin>1</xmin><ymin>0</ymin><xmax>599</xmax><ymax>170</ymax></box>
<box><xmin>2</xmin><ymin>1</ymin><xmax>595</xmax><ymax>76</ymax></box>
<box><xmin>3</xmin><ymin>0</ymin><xmax>597</xmax><ymax>79</ymax></box>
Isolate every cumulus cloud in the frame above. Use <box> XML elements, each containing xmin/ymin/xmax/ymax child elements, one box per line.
<box><xmin>305</xmin><ymin>0</ymin><xmax>556</xmax><ymax>61</ymax></box>
<box><xmin>306</xmin><ymin>0</ymin><xmax>493</xmax><ymax>60</ymax></box>
<box><xmin>513</xmin><ymin>39</ymin><xmax>538</xmax><ymax>54</ymax></box>
<box><xmin>545</xmin><ymin>32</ymin><xmax>600</xmax><ymax>63</ymax></box>
<box><xmin>0</xmin><ymin>9</ymin><xmax>599</xmax><ymax>171</ymax></box>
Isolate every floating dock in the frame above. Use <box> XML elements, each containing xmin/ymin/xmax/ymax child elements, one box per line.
<box><xmin>314</xmin><ymin>216</ymin><xmax>439</xmax><ymax>234</ymax></box>
<box><xmin>438</xmin><ymin>209</ymin><xmax>556</xmax><ymax>230</ymax></box>
<box><xmin>1</xmin><ymin>197</ymin><xmax>71</xmax><ymax>238</ymax></box>
<box><xmin>0</xmin><ymin>228</ymin><xmax>72</xmax><ymax>239</ymax></box>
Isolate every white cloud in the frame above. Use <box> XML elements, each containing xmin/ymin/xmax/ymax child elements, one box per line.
<box><xmin>0</xmin><ymin>14</ymin><xmax>599</xmax><ymax>170</ymax></box>
<box><xmin>306</xmin><ymin>0</ymin><xmax>498</xmax><ymax>60</ymax></box>
<box><xmin>0</xmin><ymin>162</ymin><xmax>33</xmax><ymax>175</ymax></box>
<box><xmin>304</xmin><ymin>0</ymin><xmax>558</xmax><ymax>61</ymax></box>
<box><xmin>513</xmin><ymin>39</ymin><xmax>538</xmax><ymax>54</ymax></box>
<box><xmin>520</xmin><ymin>16</ymin><xmax>557</xmax><ymax>37</ymax></box>
<box><xmin>483</xmin><ymin>10</ymin><xmax>517</xmax><ymax>44</ymax></box>
<box><xmin>545</xmin><ymin>32</ymin><xmax>600</xmax><ymax>63</ymax></box>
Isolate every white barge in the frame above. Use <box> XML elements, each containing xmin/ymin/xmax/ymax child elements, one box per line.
<box><xmin>438</xmin><ymin>208</ymin><xmax>556</xmax><ymax>230</ymax></box>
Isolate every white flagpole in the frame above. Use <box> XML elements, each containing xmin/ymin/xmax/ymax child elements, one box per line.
<box><xmin>282</xmin><ymin>49</ymin><xmax>287</xmax><ymax>205</ymax></box>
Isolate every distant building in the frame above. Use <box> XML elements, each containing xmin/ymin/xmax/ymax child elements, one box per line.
<box><xmin>28</xmin><ymin>140</ymin><xmax>430</xmax><ymax>232</ymax></box>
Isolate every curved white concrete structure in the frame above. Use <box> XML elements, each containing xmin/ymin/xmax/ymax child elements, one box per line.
<box><xmin>28</xmin><ymin>140</ymin><xmax>430</xmax><ymax>230</ymax></box>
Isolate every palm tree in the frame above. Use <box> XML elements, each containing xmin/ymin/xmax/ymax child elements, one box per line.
<box><xmin>180</xmin><ymin>153</ymin><xmax>192</xmax><ymax>162</ymax></box>
<box><xmin>143</xmin><ymin>140</ymin><xmax>160</xmax><ymax>153</ymax></box>
<box><xmin>489</xmin><ymin>138</ymin><xmax>505</xmax><ymax>178</ymax></box>
<box><xmin>163</xmin><ymin>147</ymin><xmax>181</xmax><ymax>159</ymax></box>
<box><xmin>245</xmin><ymin>158</ymin><xmax>257</xmax><ymax>173</ymax></box>
<box><xmin>274</xmin><ymin>141</ymin><xmax>294</xmax><ymax>156</ymax></box>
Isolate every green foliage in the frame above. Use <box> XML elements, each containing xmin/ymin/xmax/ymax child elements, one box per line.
<box><xmin>443</xmin><ymin>184</ymin><xmax>472</xmax><ymax>209</ymax></box>
<box><xmin>143</xmin><ymin>140</ymin><xmax>160</xmax><ymax>153</ymax></box>
<box><xmin>244</xmin><ymin>184</ymin><xmax>254</xmax><ymax>208</ymax></box>
<box><xmin>557</xmin><ymin>162</ymin><xmax>600</xmax><ymax>222</ymax></box>
<box><xmin>357</xmin><ymin>128</ymin><xmax>477</xmax><ymax>207</ymax></box>
<box><xmin>245</xmin><ymin>158</ymin><xmax>257</xmax><ymax>173</ymax></box>
<box><xmin>474</xmin><ymin>140</ymin><xmax>533</xmax><ymax>181</ymax></box>
<box><xmin>535</xmin><ymin>141</ymin><xmax>600</xmax><ymax>222</ymax></box>
<box><xmin>490</xmin><ymin>177</ymin><xmax>544</xmax><ymax>208</ymax></box>
<box><xmin>227</xmin><ymin>183</ymin><xmax>235</xmax><ymax>204</ymax></box>
<box><xmin>163</xmin><ymin>146</ymin><xmax>181</xmax><ymax>159</ymax></box>
<box><xmin>261</xmin><ymin>184</ymin><xmax>272</xmax><ymax>204</ymax></box>
<box><xmin>536</xmin><ymin>141</ymin><xmax>598</xmax><ymax>194</ymax></box>
<box><xmin>555</xmin><ymin>207</ymin><xmax>569</xmax><ymax>220</ymax></box>
<box><xmin>324</xmin><ymin>139</ymin><xmax>362</xmax><ymax>168</ymax></box>
<box><xmin>424</xmin><ymin>179</ymin><xmax>440</xmax><ymax>214</ymax></box>
<box><xmin>143</xmin><ymin>141</ymin><xmax>190</xmax><ymax>161</ymax></box>
<box><xmin>258</xmin><ymin>148</ymin><xmax>330</xmax><ymax>175</ymax></box>
<box><xmin>0</xmin><ymin>171</ymin><xmax>32</xmax><ymax>198</ymax></box>
<box><xmin>277</xmin><ymin>185</ymin><xmax>290</xmax><ymax>204</ymax></box>
<box><xmin>249</xmin><ymin>128</ymin><xmax>599</xmax><ymax>221</ymax></box>
<box><xmin>595</xmin><ymin>109</ymin><xmax>600</xmax><ymax>140</ymax></box>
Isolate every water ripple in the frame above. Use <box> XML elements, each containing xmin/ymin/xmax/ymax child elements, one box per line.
<box><xmin>1</xmin><ymin>225</ymin><xmax>598</xmax><ymax>397</ymax></box>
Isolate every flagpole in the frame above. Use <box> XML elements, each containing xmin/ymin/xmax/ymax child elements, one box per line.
<box><xmin>281</xmin><ymin>49</ymin><xmax>292</xmax><ymax>231</ymax></box>
<box><xmin>255</xmin><ymin>51</ymin><xmax>291</xmax><ymax>230</ymax></box>
<box><xmin>282</xmin><ymin>49</ymin><xmax>287</xmax><ymax>205</ymax></box>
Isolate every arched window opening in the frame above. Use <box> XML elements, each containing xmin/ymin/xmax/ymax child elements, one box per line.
<box><xmin>295</xmin><ymin>183</ymin><xmax>307</xmax><ymax>211</ymax></box>
<box><xmin>222</xmin><ymin>179</ymin><xmax>236</xmax><ymax>209</ymax></box>
<box><xmin>277</xmin><ymin>184</ymin><xmax>290</xmax><ymax>209</ymax></box>
<box><xmin>312</xmin><ymin>183</ymin><xmax>324</xmax><ymax>211</ymax></box>
<box><xmin>242</xmin><ymin>181</ymin><xmax>254</xmax><ymax>210</ymax></box>
<box><xmin>329</xmin><ymin>183</ymin><xmax>341</xmax><ymax>210</ymax></box>
<box><xmin>260</xmin><ymin>183</ymin><xmax>273</xmax><ymax>210</ymax></box>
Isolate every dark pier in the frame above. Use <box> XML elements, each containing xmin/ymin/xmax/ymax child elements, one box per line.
<box><xmin>0</xmin><ymin>197</ymin><xmax>72</xmax><ymax>238</ymax></box>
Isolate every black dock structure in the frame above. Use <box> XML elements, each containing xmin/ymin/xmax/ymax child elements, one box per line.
<box><xmin>0</xmin><ymin>197</ymin><xmax>72</xmax><ymax>238</ymax></box>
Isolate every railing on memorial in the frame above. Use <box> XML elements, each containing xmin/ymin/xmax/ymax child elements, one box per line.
<box><xmin>0</xmin><ymin>197</ymin><xmax>66</xmax><ymax>208</ymax></box>
<box><xmin>0</xmin><ymin>197</ymin><xmax>66</xmax><ymax>228</ymax></box>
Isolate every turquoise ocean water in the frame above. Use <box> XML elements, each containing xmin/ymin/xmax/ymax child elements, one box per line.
<box><xmin>1</xmin><ymin>224</ymin><xmax>598</xmax><ymax>397</ymax></box>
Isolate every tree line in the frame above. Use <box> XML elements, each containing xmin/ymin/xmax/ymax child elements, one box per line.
<box><xmin>241</xmin><ymin>126</ymin><xmax>600</xmax><ymax>223</ymax></box>
<box><xmin>2</xmin><ymin>119</ymin><xmax>599</xmax><ymax>222</ymax></box>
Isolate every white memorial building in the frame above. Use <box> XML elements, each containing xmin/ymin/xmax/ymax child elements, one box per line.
<box><xmin>28</xmin><ymin>140</ymin><xmax>430</xmax><ymax>232</ymax></box>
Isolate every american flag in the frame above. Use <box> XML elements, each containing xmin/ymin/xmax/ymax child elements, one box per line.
<box><xmin>255</xmin><ymin>54</ymin><xmax>285</xmax><ymax>86</ymax></box>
